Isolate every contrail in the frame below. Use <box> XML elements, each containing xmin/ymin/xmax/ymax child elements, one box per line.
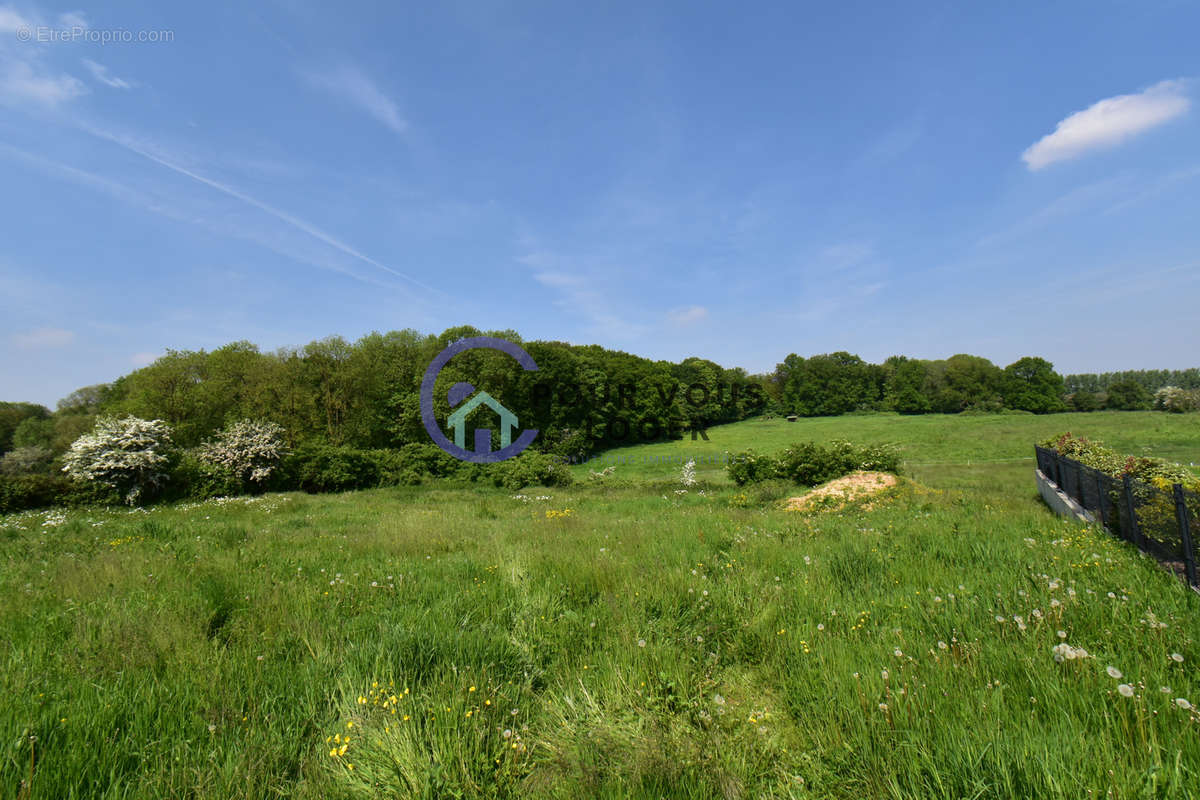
<box><xmin>81</xmin><ymin>124</ymin><xmax>442</xmax><ymax>295</ymax></box>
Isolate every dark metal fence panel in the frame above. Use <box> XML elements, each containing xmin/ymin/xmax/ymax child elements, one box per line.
<box><xmin>1176</xmin><ymin>485</ymin><xmax>1198</xmax><ymax>587</ymax></box>
<box><xmin>1129</xmin><ymin>479</ymin><xmax>1184</xmax><ymax>564</ymax></box>
<box><xmin>1036</xmin><ymin>446</ymin><xmax>1199</xmax><ymax>591</ymax></box>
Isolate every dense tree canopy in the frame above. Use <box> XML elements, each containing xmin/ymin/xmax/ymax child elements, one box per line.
<box><xmin>1065</xmin><ymin>369</ymin><xmax>1200</xmax><ymax>394</ymax></box>
<box><xmin>1002</xmin><ymin>357</ymin><xmax>1066</xmax><ymax>413</ymax></box>
<box><xmin>2</xmin><ymin>328</ymin><xmax>1195</xmax><ymax>470</ymax></box>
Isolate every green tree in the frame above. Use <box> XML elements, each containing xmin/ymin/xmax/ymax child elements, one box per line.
<box><xmin>1069</xmin><ymin>390</ymin><xmax>1102</xmax><ymax>412</ymax></box>
<box><xmin>931</xmin><ymin>355</ymin><xmax>1003</xmax><ymax>413</ymax></box>
<box><xmin>780</xmin><ymin>352</ymin><xmax>879</xmax><ymax>416</ymax></box>
<box><xmin>0</xmin><ymin>402</ymin><xmax>50</xmax><ymax>454</ymax></box>
<box><xmin>1002</xmin><ymin>357</ymin><xmax>1066</xmax><ymax>413</ymax></box>
<box><xmin>883</xmin><ymin>356</ymin><xmax>932</xmax><ymax>413</ymax></box>
<box><xmin>1105</xmin><ymin>379</ymin><xmax>1151</xmax><ymax>410</ymax></box>
<box><xmin>11</xmin><ymin>416</ymin><xmax>56</xmax><ymax>450</ymax></box>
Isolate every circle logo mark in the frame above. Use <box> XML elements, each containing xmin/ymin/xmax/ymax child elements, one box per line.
<box><xmin>419</xmin><ymin>337</ymin><xmax>539</xmax><ymax>463</ymax></box>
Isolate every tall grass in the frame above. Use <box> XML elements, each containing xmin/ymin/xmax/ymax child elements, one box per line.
<box><xmin>1</xmin><ymin>413</ymin><xmax>1198</xmax><ymax>798</ymax></box>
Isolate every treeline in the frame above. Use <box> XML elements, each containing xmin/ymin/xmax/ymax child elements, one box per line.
<box><xmin>1</xmin><ymin>325</ymin><xmax>766</xmax><ymax>464</ymax></box>
<box><xmin>768</xmin><ymin>353</ymin><xmax>1070</xmax><ymax>414</ymax></box>
<box><xmin>1064</xmin><ymin>369</ymin><xmax>1200</xmax><ymax>394</ymax></box>
<box><xmin>3</xmin><ymin>329</ymin><xmax>1198</xmax><ymax>513</ymax></box>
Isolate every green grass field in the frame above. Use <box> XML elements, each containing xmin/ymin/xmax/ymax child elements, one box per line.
<box><xmin>2</xmin><ymin>412</ymin><xmax>1199</xmax><ymax>798</ymax></box>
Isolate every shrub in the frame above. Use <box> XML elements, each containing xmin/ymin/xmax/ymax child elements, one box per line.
<box><xmin>1069</xmin><ymin>390</ymin><xmax>1102</xmax><ymax>412</ymax></box>
<box><xmin>61</xmin><ymin>416</ymin><xmax>173</xmax><ymax>505</ymax></box>
<box><xmin>0</xmin><ymin>473</ymin><xmax>65</xmax><ymax>513</ymax></box>
<box><xmin>392</xmin><ymin>443</ymin><xmax>466</xmax><ymax>479</ymax></box>
<box><xmin>725</xmin><ymin>450</ymin><xmax>779</xmax><ymax>486</ymax></box>
<box><xmin>727</xmin><ymin>441</ymin><xmax>900</xmax><ymax>487</ymax></box>
<box><xmin>0</xmin><ymin>446</ymin><xmax>53</xmax><ymax>475</ymax></box>
<box><xmin>776</xmin><ymin>440</ymin><xmax>900</xmax><ymax>485</ymax></box>
<box><xmin>368</xmin><ymin>449</ymin><xmax>426</xmax><ymax>487</ymax></box>
<box><xmin>286</xmin><ymin>444</ymin><xmax>381</xmax><ymax>494</ymax></box>
<box><xmin>1154</xmin><ymin>387</ymin><xmax>1200</xmax><ymax>413</ymax></box>
<box><xmin>167</xmin><ymin>451</ymin><xmax>242</xmax><ymax>501</ymax></box>
<box><xmin>198</xmin><ymin>420</ymin><xmax>289</xmax><ymax>490</ymax></box>
<box><xmin>490</xmin><ymin>452</ymin><xmax>574</xmax><ymax>491</ymax></box>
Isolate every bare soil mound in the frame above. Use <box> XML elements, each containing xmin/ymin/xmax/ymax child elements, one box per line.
<box><xmin>783</xmin><ymin>471</ymin><xmax>898</xmax><ymax>512</ymax></box>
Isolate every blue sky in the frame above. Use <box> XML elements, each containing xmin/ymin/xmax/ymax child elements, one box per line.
<box><xmin>1</xmin><ymin>1</ymin><xmax>1198</xmax><ymax>407</ymax></box>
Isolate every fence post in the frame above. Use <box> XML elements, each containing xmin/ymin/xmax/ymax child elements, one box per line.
<box><xmin>1173</xmin><ymin>483</ymin><xmax>1198</xmax><ymax>588</ymax></box>
<box><xmin>1122</xmin><ymin>475</ymin><xmax>1142</xmax><ymax>548</ymax></box>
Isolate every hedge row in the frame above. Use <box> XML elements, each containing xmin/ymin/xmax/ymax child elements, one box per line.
<box><xmin>0</xmin><ymin>444</ymin><xmax>574</xmax><ymax>514</ymax></box>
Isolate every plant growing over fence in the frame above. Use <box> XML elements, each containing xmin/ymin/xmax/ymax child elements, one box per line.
<box><xmin>1038</xmin><ymin>433</ymin><xmax>1199</xmax><ymax>490</ymax></box>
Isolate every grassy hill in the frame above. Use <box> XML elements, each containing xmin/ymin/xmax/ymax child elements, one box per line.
<box><xmin>572</xmin><ymin>410</ymin><xmax>1200</xmax><ymax>489</ymax></box>
<box><xmin>2</xmin><ymin>412</ymin><xmax>1198</xmax><ymax>798</ymax></box>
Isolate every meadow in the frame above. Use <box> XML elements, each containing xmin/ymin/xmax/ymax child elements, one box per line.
<box><xmin>2</xmin><ymin>411</ymin><xmax>1199</xmax><ymax>798</ymax></box>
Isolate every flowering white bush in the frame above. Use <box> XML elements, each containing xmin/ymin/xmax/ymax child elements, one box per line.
<box><xmin>1154</xmin><ymin>386</ymin><xmax>1200</xmax><ymax>413</ymax></box>
<box><xmin>680</xmin><ymin>458</ymin><xmax>697</xmax><ymax>487</ymax></box>
<box><xmin>62</xmin><ymin>416</ymin><xmax>173</xmax><ymax>505</ymax></box>
<box><xmin>198</xmin><ymin>419</ymin><xmax>288</xmax><ymax>486</ymax></box>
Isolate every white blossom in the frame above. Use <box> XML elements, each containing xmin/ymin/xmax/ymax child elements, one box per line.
<box><xmin>680</xmin><ymin>458</ymin><xmax>697</xmax><ymax>488</ymax></box>
<box><xmin>61</xmin><ymin>416</ymin><xmax>173</xmax><ymax>505</ymax></box>
<box><xmin>198</xmin><ymin>419</ymin><xmax>288</xmax><ymax>486</ymax></box>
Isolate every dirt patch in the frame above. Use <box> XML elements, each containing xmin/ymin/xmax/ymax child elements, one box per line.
<box><xmin>783</xmin><ymin>471</ymin><xmax>898</xmax><ymax>512</ymax></box>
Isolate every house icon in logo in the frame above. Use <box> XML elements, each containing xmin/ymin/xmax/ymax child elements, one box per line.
<box><xmin>420</xmin><ymin>336</ymin><xmax>539</xmax><ymax>463</ymax></box>
<box><xmin>446</xmin><ymin>382</ymin><xmax>518</xmax><ymax>455</ymax></box>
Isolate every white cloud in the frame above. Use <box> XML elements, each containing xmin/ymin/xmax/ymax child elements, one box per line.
<box><xmin>130</xmin><ymin>351</ymin><xmax>161</xmax><ymax>367</ymax></box>
<box><xmin>0</xmin><ymin>58</ymin><xmax>85</xmax><ymax>105</ymax></box>
<box><xmin>82</xmin><ymin>58</ymin><xmax>133</xmax><ymax>89</ymax></box>
<box><xmin>0</xmin><ymin>6</ymin><xmax>32</xmax><ymax>32</ymax></box>
<box><xmin>666</xmin><ymin>305</ymin><xmax>708</xmax><ymax>325</ymax></box>
<box><xmin>531</xmin><ymin>269</ymin><xmax>647</xmax><ymax>340</ymax></box>
<box><xmin>1022</xmin><ymin>80</ymin><xmax>1190</xmax><ymax>170</ymax></box>
<box><xmin>0</xmin><ymin>7</ymin><xmax>88</xmax><ymax>107</ymax></box>
<box><xmin>302</xmin><ymin>65</ymin><xmax>408</xmax><ymax>134</ymax></box>
<box><xmin>57</xmin><ymin>10</ymin><xmax>87</xmax><ymax>28</ymax></box>
<box><xmin>12</xmin><ymin>327</ymin><xmax>74</xmax><ymax>348</ymax></box>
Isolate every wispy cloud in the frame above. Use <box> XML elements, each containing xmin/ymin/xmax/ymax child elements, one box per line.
<box><xmin>1022</xmin><ymin>80</ymin><xmax>1191</xmax><ymax>170</ymax></box>
<box><xmin>820</xmin><ymin>242</ymin><xmax>875</xmax><ymax>270</ymax></box>
<box><xmin>58</xmin><ymin>10</ymin><xmax>86</xmax><ymax>28</ymax></box>
<box><xmin>82</xmin><ymin>58</ymin><xmax>133</xmax><ymax>89</ymax></box>
<box><xmin>666</xmin><ymin>305</ymin><xmax>708</xmax><ymax>325</ymax></box>
<box><xmin>80</xmin><ymin>124</ymin><xmax>439</xmax><ymax>293</ymax></box>
<box><xmin>532</xmin><ymin>269</ymin><xmax>648</xmax><ymax>340</ymax></box>
<box><xmin>130</xmin><ymin>351</ymin><xmax>161</xmax><ymax>367</ymax></box>
<box><xmin>11</xmin><ymin>326</ymin><xmax>74</xmax><ymax>348</ymax></box>
<box><xmin>302</xmin><ymin>65</ymin><xmax>407</xmax><ymax>134</ymax></box>
<box><xmin>0</xmin><ymin>139</ymin><xmax>411</xmax><ymax>291</ymax></box>
<box><xmin>0</xmin><ymin>6</ymin><xmax>32</xmax><ymax>32</ymax></box>
<box><xmin>0</xmin><ymin>58</ymin><xmax>85</xmax><ymax>106</ymax></box>
<box><xmin>0</xmin><ymin>5</ymin><xmax>87</xmax><ymax>106</ymax></box>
